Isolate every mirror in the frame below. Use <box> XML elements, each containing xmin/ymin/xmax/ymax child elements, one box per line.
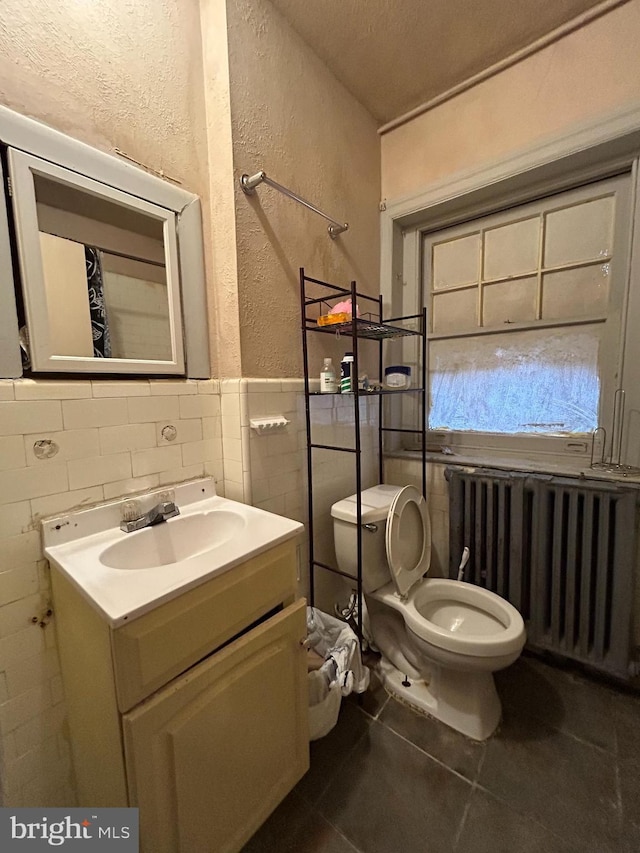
<box><xmin>0</xmin><ymin>104</ymin><xmax>210</xmax><ymax>378</ymax></box>
<box><xmin>7</xmin><ymin>148</ymin><xmax>189</xmax><ymax>374</ymax></box>
<box><xmin>35</xmin><ymin>174</ymin><xmax>173</xmax><ymax>361</ymax></box>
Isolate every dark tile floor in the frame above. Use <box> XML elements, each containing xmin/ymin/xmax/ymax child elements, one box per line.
<box><xmin>244</xmin><ymin>653</ymin><xmax>640</xmax><ymax>853</ymax></box>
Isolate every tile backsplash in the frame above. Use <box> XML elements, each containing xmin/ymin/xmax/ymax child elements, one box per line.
<box><xmin>0</xmin><ymin>377</ymin><xmax>223</xmax><ymax>807</ymax></box>
<box><xmin>384</xmin><ymin>456</ymin><xmax>450</xmax><ymax>578</ymax></box>
<box><xmin>0</xmin><ymin>375</ymin><xmax>379</xmax><ymax>807</ymax></box>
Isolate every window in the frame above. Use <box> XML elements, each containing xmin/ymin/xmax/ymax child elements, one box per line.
<box><xmin>420</xmin><ymin>175</ymin><xmax>632</xmax><ymax>459</ymax></box>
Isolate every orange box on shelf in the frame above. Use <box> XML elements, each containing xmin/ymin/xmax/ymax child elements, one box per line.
<box><xmin>317</xmin><ymin>312</ymin><xmax>350</xmax><ymax>326</ymax></box>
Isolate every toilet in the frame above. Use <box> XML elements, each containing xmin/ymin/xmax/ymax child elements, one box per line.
<box><xmin>331</xmin><ymin>484</ymin><xmax>526</xmax><ymax>740</ymax></box>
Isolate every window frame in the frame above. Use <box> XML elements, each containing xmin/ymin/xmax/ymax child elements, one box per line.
<box><xmin>380</xmin><ymin>107</ymin><xmax>640</xmax><ymax>471</ymax></box>
<box><xmin>420</xmin><ymin>174</ymin><xmax>632</xmax><ymax>455</ymax></box>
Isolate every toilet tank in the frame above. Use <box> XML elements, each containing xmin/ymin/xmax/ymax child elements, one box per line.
<box><xmin>331</xmin><ymin>484</ymin><xmax>403</xmax><ymax>593</ymax></box>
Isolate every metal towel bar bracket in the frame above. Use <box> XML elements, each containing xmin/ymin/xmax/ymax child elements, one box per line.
<box><xmin>240</xmin><ymin>170</ymin><xmax>349</xmax><ymax>238</ymax></box>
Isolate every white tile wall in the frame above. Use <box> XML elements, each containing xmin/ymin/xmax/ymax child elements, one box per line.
<box><xmin>127</xmin><ymin>396</ymin><xmax>180</xmax><ymax>424</ymax></box>
<box><xmin>0</xmin><ymin>377</ymin><xmax>223</xmax><ymax>808</ymax></box>
<box><xmin>103</xmin><ymin>475</ymin><xmax>160</xmax><ymax>500</ymax></box>
<box><xmin>92</xmin><ymin>381</ymin><xmax>151</xmax><ymax>398</ymax></box>
<box><xmin>68</xmin><ymin>452</ymin><xmax>132</xmax><ymax>489</ymax></box>
<box><xmin>30</xmin><ymin>488</ymin><xmax>104</xmax><ymax>520</ymax></box>
<box><xmin>14</xmin><ymin>380</ymin><xmax>92</xmax><ymax>400</ymax></box>
<box><xmin>179</xmin><ymin>395</ymin><xmax>220</xmax><ymax>419</ymax></box>
<box><xmin>0</xmin><ymin>502</ymin><xmax>32</xmax><ymax>540</ymax></box>
<box><xmin>62</xmin><ymin>398</ymin><xmax>128</xmax><ymax>430</ymax></box>
<box><xmin>0</xmin><ymin>401</ymin><xmax>64</xmax><ymax>435</ymax></box>
<box><xmin>0</xmin><ymin>373</ymin><xmax>385</xmax><ymax>807</ymax></box>
<box><xmin>384</xmin><ymin>457</ymin><xmax>450</xmax><ymax>577</ymax></box>
<box><xmin>131</xmin><ymin>445</ymin><xmax>182</xmax><ymax>477</ymax></box>
<box><xmin>0</xmin><ymin>465</ymin><xmax>69</xmax><ymax>506</ymax></box>
<box><xmin>158</xmin><ymin>463</ymin><xmax>204</xmax><ymax>487</ymax></box>
<box><xmin>149</xmin><ymin>380</ymin><xmax>199</xmax><ymax>396</ymax></box>
<box><xmin>243</xmin><ymin>379</ymin><xmax>380</xmax><ymax>612</ymax></box>
<box><xmin>0</xmin><ymin>436</ymin><xmax>27</xmax><ymax>471</ymax></box>
<box><xmin>0</xmin><ymin>381</ymin><xmax>15</xmax><ymax>401</ymax></box>
<box><xmin>0</xmin><ymin>532</ymin><xmax>42</xmax><ymax>570</ymax></box>
<box><xmin>99</xmin><ymin>423</ymin><xmax>157</xmax><ymax>455</ymax></box>
<box><xmin>0</xmin><ymin>565</ymin><xmax>39</xmax><ymax>607</ymax></box>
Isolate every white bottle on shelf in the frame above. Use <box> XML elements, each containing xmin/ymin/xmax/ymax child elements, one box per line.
<box><xmin>320</xmin><ymin>357</ymin><xmax>337</xmax><ymax>393</ymax></box>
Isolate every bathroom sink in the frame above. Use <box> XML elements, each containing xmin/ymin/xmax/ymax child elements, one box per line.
<box><xmin>100</xmin><ymin>509</ymin><xmax>246</xmax><ymax>570</ymax></box>
<box><xmin>42</xmin><ymin>478</ymin><xmax>303</xmax><ymax>626</ymax></box>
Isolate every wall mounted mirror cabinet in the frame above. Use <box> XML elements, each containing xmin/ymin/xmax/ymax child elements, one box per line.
<box><xmin>0</xmin><ymin>105</ymin><xmax>209</xmax><ymax>377</ymax></box>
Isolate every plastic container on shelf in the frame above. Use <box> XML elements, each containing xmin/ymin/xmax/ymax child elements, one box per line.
<box><xmin>320</xmin><ymin>357</ymin><xmax>337</xmax><ymax>393</ymax></box>
<box><xmin>317</xmin><ymin>312</ymin><xmax>350</xmax><ymax>327</ymax></box>
<box><xmin>340</xmin><ymin>352</ymin><xmax>355</xmax><ymax>393</ymax></box>
<box><xmin>384</xmin><ymin>365</ymin><xmax>411</xmax><ymax>389</ymax></box>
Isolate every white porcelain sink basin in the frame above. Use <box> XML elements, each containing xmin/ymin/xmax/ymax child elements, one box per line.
<box><xmin>100</xmin><ymin>509</ymin><xmax>246</xmax><ymax>570</ymax></box>
<box><xmin>42</xmin><ymin>479</ymin><xmax>303</xmax><ymax>626</ymax></box>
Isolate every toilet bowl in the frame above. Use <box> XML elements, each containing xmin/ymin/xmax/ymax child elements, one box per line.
<box><xmin>331</xmin><ymin>484</ymin><xmax>526</xmax><ymax>740</ymax></box>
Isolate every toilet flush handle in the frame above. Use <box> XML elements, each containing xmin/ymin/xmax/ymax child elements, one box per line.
<box><xmin>362</xmin><ymin>523</ymin><xmax>378</xmax><ymax>532</ymax></box>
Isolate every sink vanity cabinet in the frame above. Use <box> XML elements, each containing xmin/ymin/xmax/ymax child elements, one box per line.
<box><xmin>45</xmin><ymin>482</ymin><xmax>309</xmax><ymax>853</ymax></box>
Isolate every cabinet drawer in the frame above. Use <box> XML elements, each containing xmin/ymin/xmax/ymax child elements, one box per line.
<box><xmin>112</xmin><ymin>541</ymin><xmax>297</xmax><ymax>712</ymax></box>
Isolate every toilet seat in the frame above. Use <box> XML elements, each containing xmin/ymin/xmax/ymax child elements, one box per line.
<box><xmin>403</xmin><ymin>578</ymin><xmax>526</xmax><ymax>658</ymax></box>
<box><xmin>385</xmin><ymin>485</ymin><xmax>431</xmax><ymax>597</ymax></box>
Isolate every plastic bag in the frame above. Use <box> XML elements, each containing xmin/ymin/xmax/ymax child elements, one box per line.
<box><xmin>305</xmin><ymin>607</ymin><xmax>370</xmax><ymax>740</ymax></box>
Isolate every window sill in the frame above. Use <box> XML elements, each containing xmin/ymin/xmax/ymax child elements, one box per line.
<box><xmin>385</xmin><ymin>448</ymin><xmax>640</xmax><ymax>485</ymax></box>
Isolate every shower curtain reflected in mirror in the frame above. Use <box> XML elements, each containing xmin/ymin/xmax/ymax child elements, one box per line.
<box><xmin>84</xmin><ymin>245</ymin><xmax>112</xmax><ymax>358</ymax></box>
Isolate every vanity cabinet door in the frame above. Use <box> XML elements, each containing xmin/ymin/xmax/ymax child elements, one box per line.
<box><xmin>122</xmin><ymin>600</ymin><xmax>309</xmax><ymax>853</ymax></box>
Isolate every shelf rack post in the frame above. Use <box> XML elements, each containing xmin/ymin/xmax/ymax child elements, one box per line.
<box><xmin>350</xmin><ymin>279</ymin><xmax>363</xmax><ymax>650</ymax></box>
<box><xmin>299</xmin><ymin>267</ymin><xmax>316</xmax><ymax>607</ymax></box>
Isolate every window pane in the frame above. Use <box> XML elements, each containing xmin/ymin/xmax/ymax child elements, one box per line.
<box><xmin>432</xmin><ymin>233</ymin><xmax>479</xmax><ymax>289</ymax></box>
<box><xmin>544</xmin><ymin>197</ymin><xmax>614</xmax><ymax>266</ymax></box>
<box><xmin>429</xmin><ymin>326</ymin><xmax>600</xmax><ymax>434</ymax></box>
<box><xmin>483</xmin><ymin>217</ymin><xmax>539</xmax><ymax>280</ymax></box>
<box><xmin>542</xmin><ymin>264</ymin><xmax>610</xmax><ymax>320</ymax></box>
<box><xmin>482</xmin><ymin>276</ymin><xmax>537</xmax><ymax>327</ymax></box>
<box><xmin>432</xmin><ymin>288</ymin><xmax>477</xmax><ymax>334</ymax></box>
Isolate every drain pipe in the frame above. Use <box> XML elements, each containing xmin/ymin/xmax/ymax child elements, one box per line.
<box><xmin>457</xmin><ymin>547</ymin><xmax>470</xmax><ymax>582</ymax></box>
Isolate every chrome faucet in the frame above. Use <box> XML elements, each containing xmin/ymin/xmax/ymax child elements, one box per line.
<box><xmin>120</xmin><ymin>500</ymin><xmax>180</xmax><ymax>533</ymax></box>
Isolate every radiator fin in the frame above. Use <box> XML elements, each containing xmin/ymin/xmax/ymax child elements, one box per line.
<box><xmin>447</xmin><ymin>468</ymin><xmax>638</xmax><ymax>677</ymax></box>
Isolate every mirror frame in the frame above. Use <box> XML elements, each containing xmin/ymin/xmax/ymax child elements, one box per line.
<box><xmin>9</xmin><ymin>150</ymin><xmax>185</xmax><ymax>374</ymax></box>
<box><xmin>0</xmin><ymin>104</ymin><xmax>210</xmax><ymax>378</ymax></box>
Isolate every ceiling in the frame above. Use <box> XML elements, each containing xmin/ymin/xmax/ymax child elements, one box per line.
<box><xmin>270</xmin><ymin>0</ymin><xmax>608</xmax><ymax>125</ymax></box>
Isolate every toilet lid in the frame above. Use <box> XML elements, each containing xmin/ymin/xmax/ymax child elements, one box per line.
<box><xmin>385</xmin><ymin>485</ymin><xmax>431</xmax><ymax>597</ymax></box>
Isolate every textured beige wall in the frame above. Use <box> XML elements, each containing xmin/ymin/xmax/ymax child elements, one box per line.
<box><xmin>199</xmin><ymin>0</ymin><xmax>242</xmax><ymax>378</ymax></box>
<box><xmin>225</xmin><ymin>0</ymin><xmax>381</xmax><ymax>378</ymax></box>
<box><xmin>0</xmin><ymin>0</ymin><xmax>208</xmax><ymax>193</ymax></box>
<box><xmin>0</xmin><ymin>0</ymin><xmax>218</xmax><ymax>373</ymax></box>
<box><xmin>381</xmin><ymin>0</ymin><xmax>640</xmax><ymax>200</ymax></box>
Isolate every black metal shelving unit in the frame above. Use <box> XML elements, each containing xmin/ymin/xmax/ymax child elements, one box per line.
<box><xmin>300</xmin><ymin>268</ymin><xmax>427</xmax><ymax>647</ymax></box>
